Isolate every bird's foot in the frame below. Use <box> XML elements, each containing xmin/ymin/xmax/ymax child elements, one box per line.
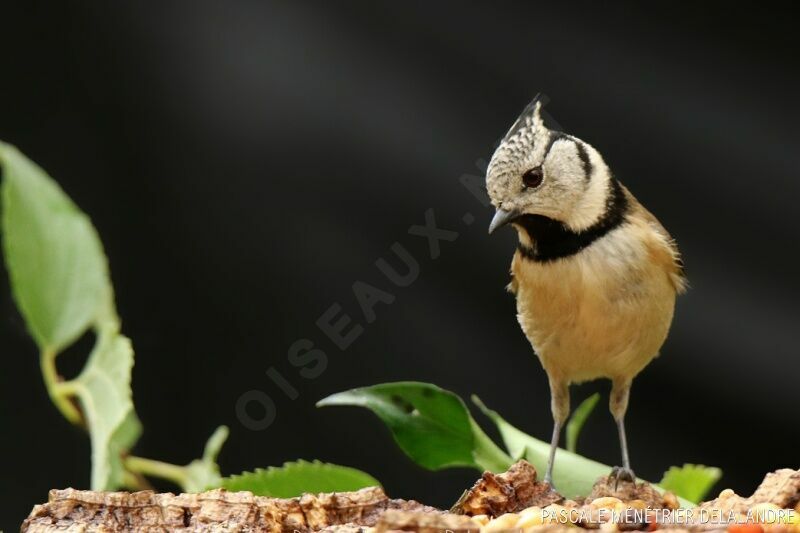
<box><xmin>608</xmin><ymin>466</ymin><xmax>636</xmax><ymax>490</ymax></box>
<box><xmin>542</xmin><ymin>475</ymin><xmax>558</xmax><ymax>493</ymax></box>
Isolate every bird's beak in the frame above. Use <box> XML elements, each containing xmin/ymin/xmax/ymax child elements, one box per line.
<box><xmin>488</xmin><ymin>208</ymin><xmax>520</xmax><ymax>234</ymax></box>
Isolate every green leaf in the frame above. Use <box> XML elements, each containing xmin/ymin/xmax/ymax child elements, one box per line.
<box><xmin>68</xmin><ymin>325</ymin><xmax>141</xmax><ymax>490</ymax></box>
<box><xmin>0</xmin><ymin>143</ymin><xmax>141</xmax><ymax>490</ymax></box>
<box><xmin>183</xmin><ymin>426</ymin><xmax>230</xmax><ymax>492</ymax></box>
<box><xmin>659</xmin><ymin>464</ymin><xmax>722</xmax><ymax>503</ymax></box>
<box><xmin>0</xmin><ymin>142</ymin><xmax>115</xmax><ymax>353</ymax></box>
<box><xmin>566</xmin><ymin>393</ymin><xmax>600</xmax><ymax>453</ymax></box>
<box><xmin>473</xmin><ymin>394</ymin><xmax>610</xmax><ymax>498</ymax></box>
<box><xmin>318</xmin><ymin>382</ymin><xmax>511</xmax><ymax>472</ymax></box>
<box><xmin>221</xmin><ymin>460</ymin><xmax>381</xmax><ymax>498</ymax></box>
<box><xmin>473</xmin><ymin>395</ymin><xmax>694</xmax><ymax>507</ymax></box>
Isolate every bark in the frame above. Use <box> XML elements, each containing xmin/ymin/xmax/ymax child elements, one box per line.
<box><xmin>21</xmin><ymin>486</ymin><xmax>438</xmax><ymax>533</ymax></box>
<box><xmin>450</xmin><ymin>460</ymin><xmax>562</xmax><ymax>516</ymax></box>
<box><xmin>21</xmin><ymin>463</ymin><xmax>800</xmax><ymax>533</ymax></box>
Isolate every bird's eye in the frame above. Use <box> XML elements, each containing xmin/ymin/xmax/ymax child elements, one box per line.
<box><xmin>522</xmin><ymin>167</ymin><xmax>544</xmax><ymax>188</ymax></box>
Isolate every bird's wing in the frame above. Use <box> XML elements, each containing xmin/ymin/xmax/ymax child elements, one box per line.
<box><xmin>623</xmin><ymin>186</ymin><xmax>688</xmax><ymax>294</ymax></box>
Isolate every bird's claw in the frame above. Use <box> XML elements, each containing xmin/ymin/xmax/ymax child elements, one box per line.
<box><xmin>608</xmin><ymin>466</ymin><xmax>636</xmax><ymax>490</ymax></box>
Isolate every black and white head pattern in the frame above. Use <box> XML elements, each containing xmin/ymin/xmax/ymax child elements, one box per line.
<box><xmin>487</xmin><ymin>96</ymin><xmax>615</xmax><ymax>233</ymax></box>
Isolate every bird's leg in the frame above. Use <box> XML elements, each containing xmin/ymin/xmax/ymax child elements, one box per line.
<box><xmin>609</xmin><ymin>378</ymin><xmax>635</xmax><ymax>486</ymax></box>
<box><xmin>544</xmin><ymin>378</ymin><xmax>569</xmax><ymax>488</ymax></box>
<box><xmin>544</xmin><ymin>421</ymin><xmax>561</xmax><ymax>485</ymax></box>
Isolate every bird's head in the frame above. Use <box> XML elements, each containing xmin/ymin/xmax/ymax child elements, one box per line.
<box><xmin>486</xmin><ymin>96</ymin><xmax>613</xmax><ymax>238</ymax></box>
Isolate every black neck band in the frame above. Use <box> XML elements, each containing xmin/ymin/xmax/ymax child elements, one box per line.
<box><xmin>515</xmin><ymin>178</ymin><xmax>629</xmax><ymax>262</ymax></box>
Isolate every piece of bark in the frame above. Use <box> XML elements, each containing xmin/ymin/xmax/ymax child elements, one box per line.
<box><xmin>695</xmin><ymin>488</ymin><xmax>748</xmax><ymax>517</ymax></box>
<box><xmin>748</xmin><ymin>469</ymin><xmax>800</xmax><ymax>509</ymax></box>
<box><xmin>697</xmin><ymin>468</ymin><xmax>800</xmax><ymax>516</ymax></box>
<box><xmin>373</xmin><ymin>509</ymin><xmax>479</xmax><ymax>533</ymax></box>
<box><xmin>450</xmin><ymin>460</ymin><xmax>562</xmax><ymax>517</ymax></box>
<box><xmin>587</xmin><ymin>476</ymin><xmax>679</xmax><ymax>510</ymax></box>
<box><xmin>21</xmin><ymin>486</ymin><xmax>438</xmax><ymax>533</ymax></box>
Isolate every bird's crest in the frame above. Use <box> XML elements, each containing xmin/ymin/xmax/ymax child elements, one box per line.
<box><xmin>502</xmin><ymin>93</ymin><xmax>559</xmax><ymax>145</ymax></box>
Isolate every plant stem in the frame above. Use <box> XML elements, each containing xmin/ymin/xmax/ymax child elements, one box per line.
<box><xmin>125</xmin><ymin>456</ymin><xmax>188</xmax><ymax>488</ymax></box>
<box><xmin>470</xmin><ymin>419</ymin><xmax>514</xmax><ymax>473</ymax></box>
<box><xmin>121</xmin><ymin>469</ymin><xmax>148</xmax><ymax>491</ymax></box>
<box><xmin>39</xmin><ymin>348</ymin><xmax>83</xmax><ymax>425</ymax></box>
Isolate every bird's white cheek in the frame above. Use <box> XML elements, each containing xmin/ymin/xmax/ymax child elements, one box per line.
<box><xmin>524</xmin><ymin>192</ymin><xmax>566</xmax><ymax>221</ymax></box>
<box><xmin>514</xmin><ymin>225</ymin><xmax>533</xmax><ymax>248</ymax></box>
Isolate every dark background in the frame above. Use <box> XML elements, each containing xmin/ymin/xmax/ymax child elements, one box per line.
<box><xmin>1</xmin><ymin>1</ymin><xmax>798</xmax><ymax>528</ymax></box>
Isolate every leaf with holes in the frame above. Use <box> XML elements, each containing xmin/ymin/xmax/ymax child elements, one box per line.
<box><xmin>0</xmin><ymin>142</ymin><xmax>116</xmax><ymax>353</ymax></box>
<box><xmin>221</xmin><ymin>460</ymin><xmax>381</xmax><ymax>497</ymax></box>
<box><xmin>318</xmin><ymin>382</ymin><xmax>511</xmax><ymax>472</ymax></box>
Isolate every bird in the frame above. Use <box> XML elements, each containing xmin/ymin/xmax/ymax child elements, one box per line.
<box><xmin>485</xmin><ymin>95</ymin><xmax>686</xmax><ymax>488</ymax></box>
